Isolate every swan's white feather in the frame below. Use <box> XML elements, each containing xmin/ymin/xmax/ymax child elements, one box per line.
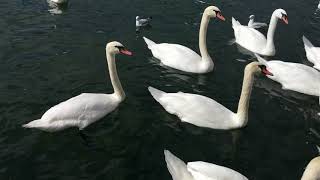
<box><xmin>148</xmin><ymin>87</ymin><xmax>238</xmax><ymax>130</ymax></box>
<box><xmin>144</xmin><ymin>38</ymin><xmax>211</xmax><ymax>73</ymax></box>
<box><xmin>23</xmin><ymin>93</ymin><xmax>121</xmax><ymax>132</ymax></box>
<box><xmin>164</xmin><ymin>150</ymin><xmax>194</xmax><ymax>180</ymax></box>
<box><xmin>263</xmin><ymin>60</ymin><xmax>320</xmax><ymax>97</ymax></box>
<box><xmin>303</xmin><ymin>36</ymin><xmax>320</xmax><ymax>71</ymax></box>
<box><xmin>232</xmin><ymin>17</ymin><xmax>269</xmax><ymax>55</ymax></box>
<box><xmin>187</xmin><ymin>161</ymin><xmax>248</xmax><ymax>180</ymax></box>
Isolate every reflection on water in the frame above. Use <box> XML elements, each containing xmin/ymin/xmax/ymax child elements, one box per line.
<box><xmin>47</xmin><ymin>0</ymin><xmax>68</xmax><ymax>15</ymax></box>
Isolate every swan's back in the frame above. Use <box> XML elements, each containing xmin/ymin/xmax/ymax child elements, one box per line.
<box><xmin>303</xmin><ymin>36</ymin><xmax>320</xmax><ymax>70</ymax></box>
<box><xmin>164</xmin><ymin>150</ymin><xmax>194</xmax><ymax>180</ymax></box>
<box><xmin>301</xmin><ymin>157</ymin><xmax>320</xmax><ymax>180</ymax></box>
<box><xmin>148</xmin><ymin>87</ymin><xmax>237</xmax><ymax>130</ymax></box>
<box><xmin>232</xmin><ymin>18</ymin><xmax>268</xmax><ymax>55</ymax></box>
<box><xmin>149</xmin><ymin>43</ymin><xmax>204</xmax><ymax>72</ymax></box>
<box><xmin>187</xmin><ymin>161</ymin><xmax>248</xmax><ymax>180</ymax></box>
<box><xmin>41</xmin><ymin>93</ymin><xmax>120</xmax><ymax>125</ymax></box>
<box><xmin>267</xmin><ymin>61</ymin><xmax>320</xmax><ymax>96</ymax></box>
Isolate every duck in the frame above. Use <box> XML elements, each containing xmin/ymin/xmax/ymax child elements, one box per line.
<box><xmin>248</xmin><ymin>15</ymin><xmax>268</xmax><ymax>29</ymax></box>
<box><xmin>303</xmin><ymin>36</ymin><xmax>320</xmax><ymax>71</ymax></box>
<box><xmin>22</xmin><ymin>41</ymin><xmax>132</xmax><ymax>132</ymax></box>
<box><xmin>232</xmin><ymin>9</ymin><xmax>288</xmax><ymax>56</ymax></box>
<box><xmin>148</xmin><ymin>62</ymin><xmax>271</xmax><ymax>130</ymax></box>
<box><xmin>164</xmin><ymin>150</ymin><xmax>248</xmax><ymax>180</ymax></box>
<box><xmin>255</xmin><ymin>54</ymin><xmax>320</xmax><ymax>104</ymax></box>
<box><xmin>143</xmin><ymin>6</ymin><xmax>225</xmax><ymax>73</ymax></box>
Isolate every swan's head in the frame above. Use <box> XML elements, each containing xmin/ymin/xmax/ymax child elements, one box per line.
<box><xmin>136</xmin><ymin>16</ymin><xmax>139</xmax><ymax>20</ymax></box>
<box><xmin>274</xmin><ymin>9</ymin><xmax>288</xmax><ymax>24</ymax></box>
<box><xmin>204</xmin><ymin>6</ymin><xmax>225</xmax><ymax>21</ymax></box>
<box><xmin>106</xmin><ymin>41</ymin><xmax>133</xmax><ymax>56</ymax></box>
<box><xmin>249</xmin><ymin>15</ymin><xmax>255</xmax><ymax>19</ymax></box>
<box><xmin>246</xmin><ymin>62</ymin><xmax>273</xmax><ymax>76</ymax></box>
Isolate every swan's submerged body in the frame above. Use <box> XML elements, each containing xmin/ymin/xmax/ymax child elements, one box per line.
<box><xmin>232</xmin><ymin>9</ymin><xmax>288</xmax><ymax>56</ymax></box>
<box><xmin>143</xmin><ymin>6</ymin><xmax>225</xmax><ymax>74</ymax></box>
<box><xmin>164</xmin><ymin>150</ymin><xmax>248</xmax><ymax>180</ymax></box>
<box><xmin>22</xmin><ymin>41</ymin><xmax>132</xmax><ymax>132</ymax></box>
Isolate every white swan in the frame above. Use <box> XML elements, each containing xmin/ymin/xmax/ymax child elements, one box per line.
<box><xmin>22</xmin><ymin>41</ymin><xmax>132</xmax><ymax>132</ymax></box>
<box><xmin>143</xmin><ymin>6</ymin><xmax>225</xmax><ymax>74</ymax></box>
<box><xmin>301</xmin><ymin>156</ymin><xmax>320</xmax><ymax>180</ymax></box>
<box><xmin>232</xmin><ymin>9</ymin><xmax>288</xmax><ymax>56</ymax></box>
<box><xmin>255</xmin><ymin>54</ymin><xmax>320</xmax><ymax>104</ymax></box>
<box><xmin>148</xmin><ymin>62</ymin><xmax>271</xmax><ymax>130</ymax></box>
<box><xmin>248</xmin><ymin>15</ymin><xmax>268</xmax><ymax>29</ymax></box>
<box><xmin>303</xmin><ymin>36</ymin><xmax>320</xmax><ymax>71</ymax></box>
<box><xmin>164</xmin><ymin>150</ymin><xmax>248</xmax><ymax>180</ymax></box>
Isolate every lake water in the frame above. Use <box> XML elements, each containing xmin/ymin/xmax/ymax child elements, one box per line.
<box><xmin>1</xmin><ymin>0</ymin><xmax>320</xmax><ymax>179</ymax></box>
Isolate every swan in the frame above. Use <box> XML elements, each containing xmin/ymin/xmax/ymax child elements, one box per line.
<box><xmin>232</xmin><ymin>9</ymin><xmax>288</xmax><ymax>56</ymax></box>
<box><xmin>148</xmin><ymin>62</ymin><xmax>272</xmax><ymax>130</ymax></box>
<box><xmin>248</xmin><ymin>15</ymin><xmax>268</xmax><ymax>29</ymax></box>
<box><xmin>301</xmin><ymin>156</ymin><xmax>320</xmax><ymax>180</ymax></box>
<box><xmin>22</xmin><ymin>41</ymin><xmax>132</xmax><ymax>132</ymax></box>
<box><xmin>303</xmin><ymin>36</ymin><xmax>320</xmax><ymax>71</ymax></box>
<box><xmin>255</xmin><ymin>54</ymin><xmax>320</xmax><ymax>104</ymax></box>
<box><xmin>164</xmin><ymin>150</ymin><xmax>248</xmax><ymax>180</ymax></box>
<box><xmin>143</xmin><ymin>6</ymin><xmax>225</xmax><ymax>73</ymax></box>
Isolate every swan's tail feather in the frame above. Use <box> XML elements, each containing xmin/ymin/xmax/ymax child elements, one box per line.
<box><xmin>22</xmin><ymin>119</ymin><xmax>42</xmax><ymax>129</ymax></box>
<box><xmin>303</xmin><ymin>36</ymin><xmax>314</xmax><ymax>49</ymax></box>
<box><xmin>164</xmin><ymin>150</ymin><xmax>193</xmax><ymax>180</ymax></box>
<box><xmin>148</xmin><ymin>86</ymin><xmax>165</xmax><ymax>102</ymax></box>
<box><xmin>232</xmin><ymin>17</ymin><xmax>241</xmax><ymax>28</ymax></box>
<box><xmin>255</xmin><ymin>54</ymin><xmax>268</xmax><ymax>67</ymax></box>
<box><xmin>143</xmin><ymin>37</ymin><xmax>156</xmax><ymax>49</ymax></box>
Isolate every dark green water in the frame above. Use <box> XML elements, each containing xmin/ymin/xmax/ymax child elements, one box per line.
<box><xmin>1</xmin><ymin>0</ymin><xmax>320</xmax><ymax>179</ymax></box>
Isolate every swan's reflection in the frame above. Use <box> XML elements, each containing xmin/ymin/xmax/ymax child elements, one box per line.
<box><xmin>47</xmin><ymin>0</ymin><xmax>68</xmax><ymax>15</ymax></box>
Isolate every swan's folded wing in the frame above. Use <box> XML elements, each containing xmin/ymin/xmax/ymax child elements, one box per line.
<box><xmin>41</xmin><ymin>93</ymin><xmax>118</xmax><ymax>122</ymax></box>
<box><xmin>303</xmin><ymin>36</ymin><xmax>320</xmax><ymax>70</ymax></box>
<box><xmin>164</xmin><ymin>150</ymin><xmax>194</xmax><ymax>180</ymax></box>
<box><xmin>187</xmin><ymin>161</ymin><xmax>248</xmax><ymax>180</ymax></box>
<box><xmin>268</xmin><ymin>61</ymin><xmax>320</xmax><ymax>97</ymax></box>
<box><xmin>234</xmin><ymin>25</ymin><xmax>267</xmax><ymax>53</ymax></box>
<box><xmin>156</xmin><ymin>92</ymin><xmax>236</xmax><ymax>129</ymax></box>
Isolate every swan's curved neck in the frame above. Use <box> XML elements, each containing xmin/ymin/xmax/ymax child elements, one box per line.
<box><xmin>106</xmin><ymin>52</ymin><xmax>125</xmax><ymax>101</ymax></box>
<box><xmin>236</xmin><ymin>64</ymin><xmax>256</xmax><ymax>127</ymax></box>
<box><xmin>265</xmin><ymin>12</ymin><xmax>278</xmax><ymax>53</ymax></box>
<box><xmin>199</xmin><ymin>14</ymin><xmax>212</xmax><ymax>62</ymax></box>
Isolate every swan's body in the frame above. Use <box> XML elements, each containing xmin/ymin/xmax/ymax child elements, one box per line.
<box><xmin>232</xmin><ymin>9</ymin><xmax>288</xmax><ymax>56</ymax></box>
<box><xmin>301</xmin><ymin>157</ymin><xmax>320</xmax><ymax>180</ymax></box>
<box><xmin>50</xmin><ymin>0</ymin><xmax>68</xmax><ymax>4</ymax></box>
<box><xmin>143</xmin><ymin>6</ymin><xmax>225</xmax><ymax>74</ymax></box>
<box><xmin>248</xmin><ymin>15</ymin><xmax>268</xmax><ymax>29</ymax></box>
<box><xmin>303</xmin><ymin>36</ymin><xmax>320</xmax><ymax>71</ymax></box>
<box><xmin>164</xmin><ymin>150</ymin><xmax>248</xmax><ymax>180</ymax></box>
<box><xmin>22</xmin><ymin>41</ymin><xmax>132</xmax><ymax>132</ymax></box>
<box><xmin>148</xmin><ymin>62</ymin><xmax>269</xmax><ymax>130</ymax></box>
<box><xmin>256</xmin><ymin>55</ymin><xmax>320</xmax><ymax>100</ymax></box>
